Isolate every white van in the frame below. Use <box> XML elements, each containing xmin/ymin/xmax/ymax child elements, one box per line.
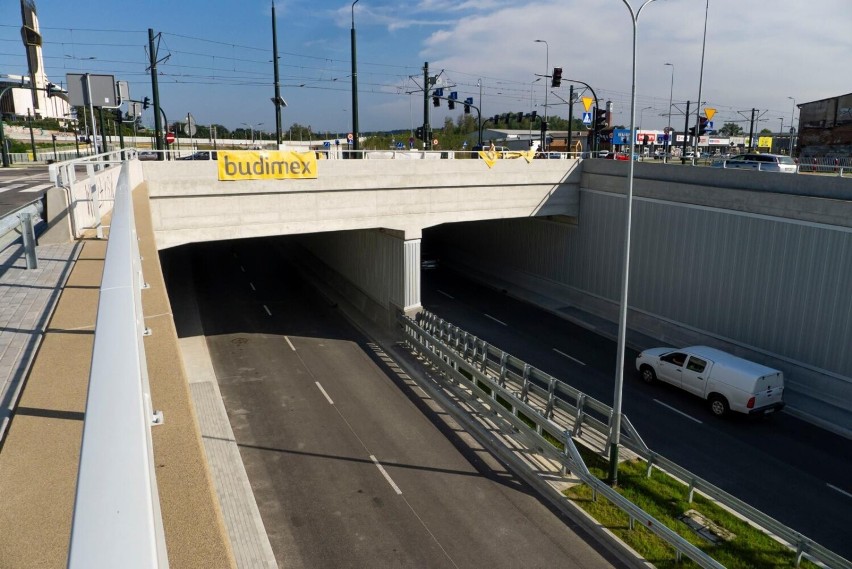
<box><xmin>635</xmin><ymin>346</ymin><xmax>785</xmax><ymax>417</ymax></box>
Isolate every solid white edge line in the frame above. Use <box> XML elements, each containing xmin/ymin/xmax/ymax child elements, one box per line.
<box><xmin>437</xmin><ymin>290</ymin><xmax>455</xmax><ymax>299</ymax></box>
<box><xmin>370</xmin><ymin>455</ymin><xmax>403</xmax><ymax>495</ymax></box>
<box><xmin>249</xmin><ymin>282</ymin><xmax>256</xmax><ymax>291</ymax></box>
<box><xmin>315</xmin><ymin>381</ymin><xmax>334</xmax><ymax>405</ymax></box>
<box><xmin>483</xmin><ymin>313</ymin><xmax>507</xmax><ymax>326</ymax></box>
<box><xmin>653</xmin><ymin>399</ymin><xmax>703</xmax><ymax>424</ymax></box>
<box><xmin>285</xmin><ymin>336</ymin><xmax>296</xmax><ymax>351</ymax></box>
<box><xmin>263</xmin><ymin>305</ymin><xmax>272</xmax><ymax>316</ymax></box>
<box><xmin>552</xmin><ymin>348</ymin><xmax>587</xmax><ymax>366</ymax></box>
<box><xmin>827</xmin><ymin>483</ymin><xmax>852</xmax><ymax>499</ymax></box>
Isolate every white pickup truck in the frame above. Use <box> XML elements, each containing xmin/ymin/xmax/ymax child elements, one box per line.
<box><xmin>635</xmin><ymin>346</ymin><xmax>785</xmax><ymax>417</ymax></box>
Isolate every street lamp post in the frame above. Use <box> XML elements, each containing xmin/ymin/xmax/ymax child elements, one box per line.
<box><xmin>639</xmin><ymin>106</ymin><xmax>653</xmax><ymax>159</ymax></box>
<box><xmin>351</xmin><ymin>0</ymin><xmax>360</xmax><ymax>155</ymax></box>
<box><xmin>788</xmin><ymin>96</ymin><xmax>796</xmax><ymax>156</ymax></box>
<box><xmin>610</xmin><ymin>0</ymin><xmax>661</xmax><ymax>487</ymax></box>
<box><xmin>778</xmin><ymin>117</ymin><xmax>784</xmax><ymax>154</ymax></box>
<box><xmin>664</xmin><ymin>62</ymin><xmax>674</xmax><ymax>161</ymax></box>
<box><xmin>534</xmin><ymin>39</ymin><xmax>549</xmax><ymax>151</ymax></box>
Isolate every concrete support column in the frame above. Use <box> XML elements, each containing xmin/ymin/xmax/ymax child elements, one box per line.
<box><xmin>402</xmin><ymin>237</ymin><xmax>422</xmax><ymax>315</ymax></box>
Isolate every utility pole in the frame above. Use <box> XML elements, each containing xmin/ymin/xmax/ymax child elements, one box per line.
<box><xmin>271</xmin><ymin>1</ymin><xmax>284</xmax><ymax>147</ymax></box>
<box><xmin>747</xmin><ymin>108</ymin><xmax>756</xmax><ymax>152</ymax></box>
<box><xmin>681</xmin><ymin>100</ymin><xmax>690</xmax><ymax>162</ymax></box>
<box><xmin>566</xmin><ymin>85</ymin><xmax>574</xmax><ymax>154</ymax></box>
<box><xmin>148</xmin><ymin>29</ymin><xmax>164</xmax><ymax>154</ymax></box>
<box><xmin>350</xmin><ymin>0</ymin><xmax>360</xmax><ymax>154</ymax></box>
<box><xmin>422</xmin><ymin>62</ymin><xmax>430</xmax><ymax>150</ymax></box>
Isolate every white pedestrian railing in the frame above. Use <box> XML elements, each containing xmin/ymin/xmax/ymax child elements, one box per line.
<box><xmin>66</xmin><ymin>161</ymin><xmax>169</xmax><ymax>569</ymax></box>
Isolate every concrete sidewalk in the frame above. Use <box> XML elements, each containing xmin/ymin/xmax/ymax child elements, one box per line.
<box><xmin>0</xmin><ymin>184</ymin><xmax>236</xmax><ymax>568</ymax></box>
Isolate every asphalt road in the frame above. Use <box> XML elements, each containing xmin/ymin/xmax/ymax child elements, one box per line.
<box><xmin>162</xmin><ymin>239</ymin><xmax>627</xmax><ymax>569</ymax></box>
<box><xmin>420</xmin><ymin>263</ymin><xmax>852</xmax><ymax>560</ymax></box>
<box><xmin>0</xmin><ymin>166</ymin><xmax>52</xmax><ymax>217</ymax></box>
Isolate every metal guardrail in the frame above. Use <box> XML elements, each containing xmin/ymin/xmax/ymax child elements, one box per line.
<box><xmin>402</xmin><ymin>310</ymin><xmax>851</xmax><ymax>569</ymax></box>
<box><xmin>66</xmin><ymin>161</ymin><xmax>168</xmax><ymax>569</ymax></box>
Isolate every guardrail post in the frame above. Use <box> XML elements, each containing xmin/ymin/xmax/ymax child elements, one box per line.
<box><xmin>561</xmin><ymin>429</ymin><xmax>572</xmax><ymax>476</ymax></box>
<box><xmin>90</xmin><ymin>182</ymin><xmax>104</xmax><ymax>239</ymax></box>
<box><xmin>480</xmin><ymin>342</ymin><xmax>489</xmax><ymax>373</ymax></box>
<box><xmin>520</xmin><ymin>364</ymin><xmax>531</xmax><ymax>403</ymax></box>
<box><xmin>574</xmin><ymin>393</ymin><xmax>586</xmax><ymax>438</ymax></box>
<box><xmin>687</xmin><ymin>479</ymin><xmax>696</xmax><ymax>503</ymax></box>
<box><xmin>545</xmin><ymin>378</ymin><xmax>556</xmax><ymax>419</ymax></box>
<box><xmin>20</xmin><ymin>213</ymin><xmax>38</xmax><ymax>269</ymax></box>
<box><xmin>498</xmin><ymin>352</ymin><xmax>508</xmax><ymax>387</ymax></box>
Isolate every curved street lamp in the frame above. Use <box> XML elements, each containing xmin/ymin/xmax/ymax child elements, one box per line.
<box><xmin>351</xmin><ymin>0</ymin><xmax>360</xmax><ymax>154</ymax></box>
<box><xmin>610</xmin><ymin>0</ymin><xmax>661</xmax><ymax>487</ymax></box>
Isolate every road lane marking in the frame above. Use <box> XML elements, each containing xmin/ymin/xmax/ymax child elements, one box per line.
<box><xmin>315</xmin><ymin>381</ymin><xmax>334</xmax><ymax>405</ymax></box>
<box><xmin>249</xmin><ymin>282</ymin><xmax>256</xmax><ymax>291</ymax></box>
<box><xmin>20</xmin><ymin>183</ymin><xmax>54</xmax><ymax>193</ymax></box>
<box><xmin>285</xmin><ymin>336</ymin><xmax>295</xmax><ymax>351</ymax></box>
<box><xmin>828</xmin><ymin>483</ymin><xmax>852</xmax><ymax>499</ymax></box>
<box><xmin>653</xmin><ymin>399</ymin><xmax>703</xmax><ymax>424</ymax></box>
<box><xmin>483</xmin><ymin>313</ymin><xmax>507</xmax><ymax>326</ymax></box>
<box><xmin>0</xmin><ymin>184</ymin><xmax>26</xmax><ymax>193</ymax></box>
<box><xmin>240</xmin><ymin>265</ymin><xmax>246</xmax><ymax>272</ymax></box>
<box><xmin>437</xmin><ymin>290</ymin><xmax>455</xmax><ymax>299</ymax></box>
<box><xmin>553</xmin><ymin>348</ymin><xmax>586</xmax><ymax>366</ymax></box>
<box><xmin>263</xmin><ymin>305</ymin><xmax>272</xmax><ymax>316</ymax></box>
<box><xmin>370</xmin><ymin>455</ymin><xmax>403</xmax><ymax>495</ymax></box>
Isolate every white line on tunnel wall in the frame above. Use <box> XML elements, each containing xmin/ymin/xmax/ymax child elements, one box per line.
<box><xmin>263</xmin><ymin>305</ymin><xmax>271</xmax><ymax>316</ymax></box>
<box><xmin>827</xmin><ymin>483</ymin><xmax>852</xmax><ymax>499</ymax></box>
<box><xmin>249</xmin><ymin>282</ymin><xmax>256</xmax><ymax>291</ymax></box>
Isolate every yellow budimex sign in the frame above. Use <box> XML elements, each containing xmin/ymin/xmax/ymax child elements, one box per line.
<box><xmin>217</xmin><ymin>150</ymin><xmax>318</xmax><ymax>181</ymax></box>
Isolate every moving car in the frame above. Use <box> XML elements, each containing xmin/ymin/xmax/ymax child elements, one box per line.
<box><xmin>711</xmin><ymin>153</ymin><xmax>797</xmax><ymax>173</ymax></box>
<box><xmin>635</xmin><ymin>346</ymin><xmax>785</xmax><ymax>417</ymax></box>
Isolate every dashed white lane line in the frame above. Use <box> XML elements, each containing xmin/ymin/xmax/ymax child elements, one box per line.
<box><xmin>370</xmin><ymin>455</ymin><xmax>403</xmax><ymax>495</ymax></box>
<box><xmin>263</xmin><ymin>305</ymin><xmax>272</xmax><ymax>316</ymax></box>
<box><xmin>553</xmin><ymin>348</ymin><xmax>587</xmax><ymax>366</ymax></box>
<box><xmin>437</xmin><ymin>290</ymin><xmax>455</xmax><ymax>299</ymax></box>
<box><xmin>240</xmin><ymin>265</ymin><xmax>246</xmax><ymax>272</ymax></box>
<box><xmin>315</xmin><ymin>381</ymin><xmax>334</xmax><ymax>405</ymax></box>
<box><xmin>249</xmin><ymin>282</ymin><xmax>256</xmax><ymax>291</ymax></box>
<box><xmin>20</xmin><ymin>183</ymin><xmax>54</xmax><ymax>193</ymax></box>
<box><xmin>653</xmin><ymin>399</ymin><xmax>703</xmax><ymax>424</ymax></box>
<box><xmin>285</xmin><ymin>336</ymin><xmax>296</xmax><ymax>351</ymax></box>
<box><xmin>827</xmin><ymin>483</ymin><xmax>852</xmax><ymax>499</ymax></box>
<box><xmin>483</xmin><ymin>313</ymin><xmax>507</xmax><ymax>326</ymax></box>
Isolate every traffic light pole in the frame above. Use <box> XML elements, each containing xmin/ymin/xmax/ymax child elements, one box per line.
<box><xmin>565</xmin><ymin>79</ymin><xmax>599</xmax><ymax>153</ymax></box>
<box><xmin>148</xmin><ymin>29</ymin><xmax>164</xmax><ymax>155</ymax></box>
<box><xmin>681</xmin><ymin>100</ymin><xmax>690</xmax><ymax>162</ymax></box>
<box><xmin>422</xmin><ymin>62</ymin><xmax>431</xmax><ymax>151</ymax></box>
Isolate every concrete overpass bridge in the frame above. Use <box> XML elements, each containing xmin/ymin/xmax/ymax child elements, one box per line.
<box><xmin>3</xmin><ymin>150</ymin><xmax>852</xmax><ymax>567</ymax></box>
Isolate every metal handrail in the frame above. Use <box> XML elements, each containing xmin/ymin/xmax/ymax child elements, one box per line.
<box><xmin>405</xmin><ymin>309</ymin><xmax>851</xmax><ymax>569</ymax></box>
<box><xmin>67</xmin><ymin>161</ymin><xmax>168</xmax><ymax>568</ymax></box>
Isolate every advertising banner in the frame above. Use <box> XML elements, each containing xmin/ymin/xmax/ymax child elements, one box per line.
<box><xmin>218</xmin><ymin>150</ymin><xmax>318</xmax><ymax>181</ymax></box>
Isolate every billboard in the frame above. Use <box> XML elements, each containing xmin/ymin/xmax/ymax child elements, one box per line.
<box><xmin>66</xmin><ymin>73</ymin><xmax>117</xmax><ymax>108</ymax></box>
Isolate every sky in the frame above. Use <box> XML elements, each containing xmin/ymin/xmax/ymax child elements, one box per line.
<box><xmin>1</xmin><ymin>0</ymin><xmax>849</xmax><ymax>137</ymax></box>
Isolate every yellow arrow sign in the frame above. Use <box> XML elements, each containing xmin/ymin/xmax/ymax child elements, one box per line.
<box><xmin>704</xmin><ymin>107</ymin><xmax>716</xmax><ymax>121</ymax></box>
<box><xmin>582</xmin><ymin>97</ymin><xmax>593</xmax><ymax>112</ymax></box>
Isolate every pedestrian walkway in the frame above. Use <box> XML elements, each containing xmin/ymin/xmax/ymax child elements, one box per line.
<box><xmin>0</xmin><ymin>240</ymin><xmax>81</xmax><ymax>442</ymax></box>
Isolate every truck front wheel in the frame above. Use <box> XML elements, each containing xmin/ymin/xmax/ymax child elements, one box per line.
<box><xmin>709</xmin><ymin>395</ymin><xmax>729</xmax><ymax>417</ymax></box>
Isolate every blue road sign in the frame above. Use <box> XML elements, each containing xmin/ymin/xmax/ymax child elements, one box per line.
<box><xmin>323</xmin><ymin>141</ymin><xmax>330</xmax><ymax>148</ymax></box>
<box><xmin>582</xmin><ymin>111</ymin><xmax>592</xmax><ymax>125</ymax></box>
<box><xmin>707</xmin><ymin>121</ymin><xmax>714</xmax><ymax>130</ymax></box>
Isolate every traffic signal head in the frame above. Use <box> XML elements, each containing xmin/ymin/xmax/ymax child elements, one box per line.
<box><xmin>698</xmin><ymin>116</ymin><xmax>709</xmax><ymax>136</ymax></box>
<box><xmin>594</xmin><ymin>107</ymin><xmax>608</xmax><ymax>130</ymax></box>
<box><xmin>464</xmin><ymin>97</ymin><xmax>472</xmax><ymax>114</ymax></box>
<box><xmin>551</xmin><ymin>67</ymin><xmax>562</xmax><ymax>88</ymax></box>
<box><xmin>448</xmin><ymin>91</ymin><xmax>457</xmax><ymax>110</ymax></box>
<box><xmin>415</xmin><ymin>126</ymin><xmax>424</xmax><ymax>140</ymax></box>
<box><xmin>517</xmin><ymin>112</ymin><xmax>523</xmax><ymax>123</ymax></box>
<box><xmin>531</xmin><ymin>110</ymin><xmax>537</xmax><ymax>121</ymax></box>
<box><xmin>46</xmin><ymin>82</ymin><xmax>57</xmax><ymax>97</ymax></box>
<box><xmin>142</xmin><ymin>96</ymin><xmax>150</xmax><ymax>110</ymax></box>
<box><xmin>114</xmin><ymin>108</ymin><xmax>123</xmax><ymax>122</ymax></box>
<box><xmin>433</xmin><ymin>95</ymin><xmax>440</xmax><ymax>107</ymax></box>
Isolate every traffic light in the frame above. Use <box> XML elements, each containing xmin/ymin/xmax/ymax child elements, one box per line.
<box><xmin>114</xmin><ymin>108</ymin><xmax>123</xmax><ymax>122</ymax></box>
<box><xmin>531</xmin><ymin>110</ymin><xmax>537</xmax><ymax>121</ymax></box>
<box><xmin>464</xmin><ymin>97</ymin><xmax>472</xmax><ymax>114</ymax></box>
<box><xmin>594</xmin><ymin>107</ymin><xmax>608</xmax><ymax>130</ymax></box>
<box><xmin>492</xmin><ymin>114</ymin><xmax>500</xmax><ymax>125</ymax></box>
<box><xmin>415</xmin><ymin>126</ymin><xmax>424</xmax><ymax>140</ymax></box>
<box><xmin>698</xmin><ymin>116</ymin><xmax>709</xmax><ymax>136</ymax></box>
<box><xmin>142</xmin><ymin>96</ymin><xmax>150</xmax><ymax>110</ymax></box>
<box><xmin>45</xmin><ymin>82</ymin><xmax>57</xmax><ymax>97</ymax></box>
<box><xmin>448</xmin><ymin>91</ymin><xmax>457</xmax><ymax>110</ymax></box>
<box><xmin>516</xmin><ymin>112</ymin><xmax>523</xmax><ymax>123</ymax></box>
<box><xmin>551</xmin><ymin>67</ymin><xmax>562</xmax><ymax>88</ymax></box>
<box><xmin>433</xmin><ymin>87</ymin><xmax>443</xmax><ymax>107</ymax></box>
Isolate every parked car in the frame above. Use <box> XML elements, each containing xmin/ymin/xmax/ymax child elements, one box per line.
<box><xmin>137</xmin><ymin>150</ymin><xmax>159</xmax><ymax>161</ymax></box>
<box><xmin>635</xmin><ymin>346</ymin><xmax>785</xmax><ymax>417</ymax></box>
<box><xmin>711</xmin><ymin>153</ymin><xmax>797</xmax><ymax>173</ymax></box>
<box><xmin>178</xmin><ymin>151</ymin><xmax>218</xmax><ymax>161</ymax></box>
